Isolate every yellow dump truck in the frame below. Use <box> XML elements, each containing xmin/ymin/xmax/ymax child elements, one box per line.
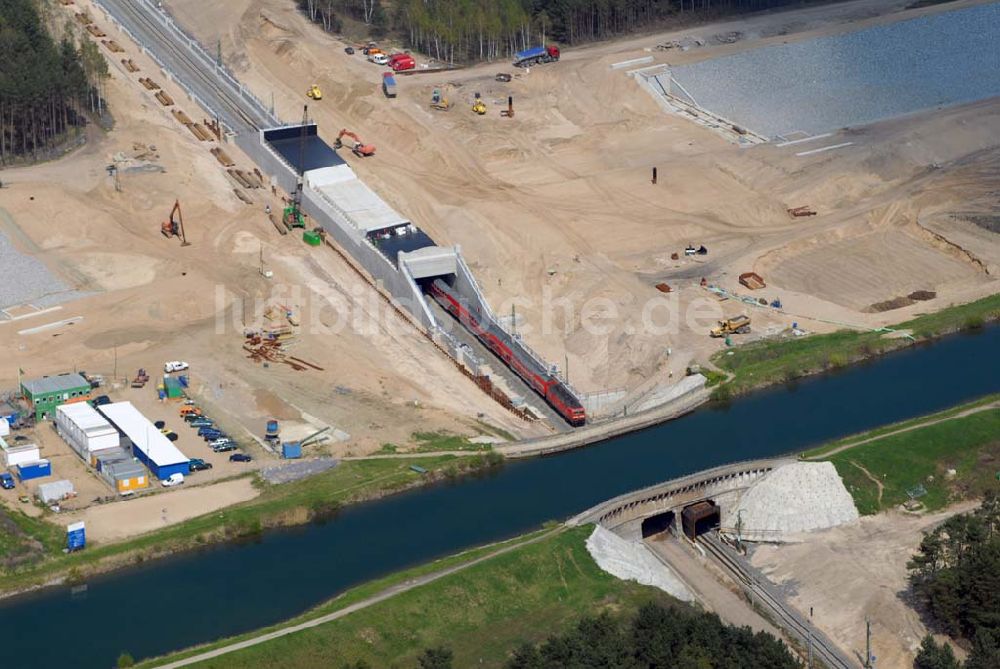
<box><xmin>710</xmin><ymin>315</ymin><xmax>751</xmax><ymax>337</ymax></box>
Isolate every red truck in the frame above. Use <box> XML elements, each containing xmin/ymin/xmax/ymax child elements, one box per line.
<box><xmin>388</xmin><ymin>53</ymin><xmax>415</xmax><ymax>71</ymax></box>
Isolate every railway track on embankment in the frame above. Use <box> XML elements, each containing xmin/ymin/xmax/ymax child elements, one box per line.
<box><xmin>95</xmin><ymin>0</ymin><xmax>272</xmax><ymax>132</ymax></box>
<box><xmin>699</xmin><ymin>532</ymin><xmax>856</xmax><ymax>669</ymax></box>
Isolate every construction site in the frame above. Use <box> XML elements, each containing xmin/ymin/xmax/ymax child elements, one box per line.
<box><xmin>0</xmin><ymin>0</ymin><xmax>998</xmax><ymax>642</ymax></box>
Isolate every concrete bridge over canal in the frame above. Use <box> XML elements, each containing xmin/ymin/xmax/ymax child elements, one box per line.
<box><xmin>570</xmin><ymin>457</ymin><xmax>795</xmax><ymax>539</ymax></box>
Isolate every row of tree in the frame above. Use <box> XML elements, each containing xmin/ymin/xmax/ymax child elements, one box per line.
<box><xmin>362</xmin><ymin>602</ymin><xmax>800</xmax><ymax>668</ymax></box>
<box><xmin>910</xmin><ymin>493</ymin><xmax>1000</xmax><ymax>669</ymax></box>
<box><xmin>0</xmin><ymin>0</ymin><xmax>109</xmax><ymax>164</ymax></box>
<box><xmin>297</xmin><ymin>0</ymin><xmax>819</xmax><ymax>63</ymax></box>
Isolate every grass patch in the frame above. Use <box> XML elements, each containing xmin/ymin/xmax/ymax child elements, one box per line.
<box><xmin>0</xmin><ymin>454</ymin><xmax>497</xmax><ymax>596</ymax></box>
<box><xmin>411</xmin><ymin>430</ymin><xmax>490</xmax><ymax>452</ymax></box>
<box><xmin>822</xmin><ymin>408</ymin><xmax>1000</xmax><ymax>514</ymax></box>
<box><xmin>0</xmin><ymin>506</ymin><xmax>65</xmax><ymax>571</ymax></box>
<box><xmin>802</xmin><ymin>393</ymin><xmax>999</xmax><ymax>459</ymax></box>
<box><xmin>713</xmin><ymin>293</ymin><xmax>1000</xmax><ymax>395</ymax></box>
<box><xmin>700</xmin><ymin>368</ymin><xmax>727</xmax><ymax>387</ymax></box>
<box><xmin>139</xmin><ymin>526</ymin><xmax>675</xmax><ymax>668</ymax></box>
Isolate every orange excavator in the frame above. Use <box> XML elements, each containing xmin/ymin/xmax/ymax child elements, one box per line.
<box><xmin>160</xmin><ymin>199</ymin><xmax>190</xmax><ymax>246</ymax></box>
<box><xmin>333</xmin><ymin>129</ymin><xmax>375</xmax><ymax>158</ymax></box>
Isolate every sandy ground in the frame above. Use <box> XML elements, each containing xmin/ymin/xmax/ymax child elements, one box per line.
<box><xmin>0</xmin><ymin>0</ymin><xmax>532</xmax><ymax>468</ymax></box>
<box><xmin>61</xmin><ymin>478</ymin><xmax>259</xmax><ymax>543</ymax></box>
<box><xmin>751</xmin><ymin>503</ymin><xmax>978</xmax><ymax>669</ymax></box>
<box><xmin>158</xmin><ymin>0</ymin><xmax>999</xmax><ymax>397</ymax></box>
<box><xmin>646</xmin><ymin>534</ymin><xmax>783</xmax><ymax>637</ymax></box>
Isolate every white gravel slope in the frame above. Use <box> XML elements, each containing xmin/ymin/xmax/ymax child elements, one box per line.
<box><xmin>586</xmin><ymin>525</ymin><xmax>693</xmax><ymax>601</ymax></box>
<box><xmin>722</xmin><ymin>461</ymin><xmax>859</xmax><ymax>542</ymax></box>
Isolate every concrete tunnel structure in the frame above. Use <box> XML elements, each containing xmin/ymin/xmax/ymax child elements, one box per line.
<box><xmin>243</xmin><ymin>122</ymin><xmax>581</xmax><ymax>417</ymax></box>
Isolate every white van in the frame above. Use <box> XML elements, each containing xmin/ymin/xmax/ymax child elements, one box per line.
<box><xmin>370</xmin><ymin>53</ymin><xmax>389</xmax><ymax>65</ymax></box>
<box><xmin>161</xmin><ymin>473</ymin><xmax>185</xmax><ymax>487</ymax></box>
<box><xmin>164</xmin><ymin>361</ymin><xmax>189</xmax><ymax>373</ymax></box>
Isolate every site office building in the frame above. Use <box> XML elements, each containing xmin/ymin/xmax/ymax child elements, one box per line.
<box><xmin>98</xmin><ymin>401</ymin><xmax>189</xmax><ymax>480</ymax></box>
<box><xmin>55</xmin><ymin>403</ymin><xmax>121</xmax><ymax>465</ymax></box>
<box><xmin>21</xmin><ymin>373</ymin><xmax>92</xmax><ymax>421</ymax></box>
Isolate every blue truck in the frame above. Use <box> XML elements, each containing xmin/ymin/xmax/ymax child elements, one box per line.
<box><xmin>513</xmin><ymin>45</ymin><xmax>560</xmax><ymax>67</ymax></box>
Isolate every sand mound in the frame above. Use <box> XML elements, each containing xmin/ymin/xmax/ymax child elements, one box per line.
<box><xmin>586</xmin><ymin>525</ymin><xmax>692</xmax><ymax>601</ymax></box>
<box><xmin>722</xmin><ymin>462</ymin><xmax>858</xmax><ymax>542</ymax></box>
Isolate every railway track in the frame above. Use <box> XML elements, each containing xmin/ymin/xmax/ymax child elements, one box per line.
<box><xmin>698</xmin><ymin>532</ymin><xmax>856</xmax><ymax>669</ymax></box>
<box><xmin>96</xmin><ymin>0</ymin><xmax>269</xmax><ymax>132</ymax></box>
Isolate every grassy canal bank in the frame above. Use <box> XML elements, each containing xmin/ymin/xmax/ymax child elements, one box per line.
<box><xmin>139</xmin><ymin>393</ymin><xmax>1000</xmax><ymax>668</ymax></box>
<box><xmin>805</xmin><ymin>394</ymin><xmax>1000</xmax><ymax>515</ymax></box>
<box><xmin>0</xmin><ymin>453</ymin><xmax>501</xmax><ymax>598</ymax></box>
<box><xmin>712</xmin><ymin>293</ymin><xmax>1000</xmax><ymax>398</ymax></box>
<box><xmin>136</xmin><ymin>526</ymin><xmax>678</xmax><ymax>669</ymax></box>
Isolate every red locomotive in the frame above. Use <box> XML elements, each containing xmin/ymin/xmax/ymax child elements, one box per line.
<box><xmin>429</xmin><ymin>279</ymin><xmax>586</xmax><ymax>427</ymax></box>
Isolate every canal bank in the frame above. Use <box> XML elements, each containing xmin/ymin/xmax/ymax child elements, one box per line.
<box><xmin>0</xmin><ymin>324</ymin><xmax>997</xmax><ymax>668</ymax></box>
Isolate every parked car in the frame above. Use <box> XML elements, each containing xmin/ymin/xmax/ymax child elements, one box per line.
<box><xmin>164</xmin><ymin>361</ymin><xmax>189</xmax><ymax>373</ymax></box>
<box><xmin>0</xmin><ymin>472</ymin><xmax>15</xmax><ymax>489</ymax></box>
<box><xmin>161</xmin><ymin>473</ymin><xmax>185</xmax><ymax>487</ymax></box>
<box><xmin>230</xmin><ymin>453</ymin><xmax>252</xmax><ymax>463</ymax></box>
<box><xmin>165</xmin><ymin>432</ymin><xmax>179</xmax><ymax>442</ymax></box>
<box><xmin>198</xmin><ymin>427</ymin><xmax>222</xmax><ymax>438</ymax></box>
<box><xmin>189</xmin><ymin>418</ymin><xmax>213</xmax><ymax>428</ymax></box>
<box><xmin>154</xmin><ymin>420</ymin><xmax>166</xmax><ymax>429</ymax></box>
<box><xmin>93</xmin><ymin>394</ymin><xmax>112</xmax><ymax>406</ymax></box>
<box><xmin>188</xmin><ymin>459</ymin><xmax>213</xmax><ymax>472</ymax></box>
<box><xmin>212</xmin><ymin>443</ymin><xmax>237</xmax><ymax>453</ymax></box>
<box><xmin>344</xmin><ymin>46</ymin><xmax>355</xmax><ymax>54</ymax></box>
<box><xmin>202</xmin><ymin>432</ymin><xmax>225</xmax><ymax>443</ymax></box>
<box><xmin>13</xmin><ymin>435</ymin><xmax>28</xmax><ymax>442</ymax></box>
<box><xmin>208</xmin><ymin>438</ymin><xmax>234</xmax><ymax>448</ymax></box>
<box><xmin>184</xmin><ymin>413</ymin><xmax>206</xmax><ymax>423</ymax></box>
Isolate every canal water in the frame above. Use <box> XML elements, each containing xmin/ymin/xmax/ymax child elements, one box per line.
<box><xmin>3</xmin><ymin>326</ymin><xmax>999</xmax><ymax>667</ymax></box>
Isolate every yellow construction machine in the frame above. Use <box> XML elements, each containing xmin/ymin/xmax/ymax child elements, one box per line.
<box><xmin>472</xmin><ymin>93</ymin><xmax>487</xmax><ymax>115</ymax></box>
<box><xmin>306</xmin><ymin>84</ymin><xmax>323</xmax><ymax>100</ymax></box>
<box><xmin>710</xmin><ymin>315</ymin><xmax>750</xmax><ymax>338</ymax></box>
<box><xmin>430</xmin><ymin>88</ymin><xmax>451</xmax><ymax>111</ymax></box>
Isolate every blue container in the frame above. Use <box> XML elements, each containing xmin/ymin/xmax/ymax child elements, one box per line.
<box><xmin>17</xmin><ymin>459</ymin><xmax>52</xmax><ymax>481</ymax></box>
<box><xmin>281</xmin><ymin>442</ymin><xmax>302</xmax><ymax>459</ymax></box>
<box><xmin>158</xmin><ymin>390</ymin><xmax>166</xmax><ymax>400</ymax></box>
<box><xmin>179</xmin><ymin>375</ymin><xmax>189</xmax><ymax>388</ymax></box>
<box><xmin>266</xmin><ymin>420</ymin><xmax>279</xmax><ymax>436</ymax></box>
<box><xmin>67</xmin><ymin>522</ymin><xmax>86</xmax><ymax>552</ymax></box>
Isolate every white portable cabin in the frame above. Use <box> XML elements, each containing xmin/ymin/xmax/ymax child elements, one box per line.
<box><xmin>0</xmin><ymin>436</ymin><xmax>41</xmax><ymax>467</ymax></box>
<box><xmin>56</xmin><ymin>402</ymin><xmax>120</xmax><ymax>463</ymax></box>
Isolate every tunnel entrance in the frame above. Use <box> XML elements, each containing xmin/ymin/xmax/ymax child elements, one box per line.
<box><xmin>681</xmin><ymin>500</ymin><xmax>720</xmax><ymax>540</ymax></box>
<box><xmin>641</xmin><ymin>511</ymin><xmax>676</xmax><ymax>538</ymax></box>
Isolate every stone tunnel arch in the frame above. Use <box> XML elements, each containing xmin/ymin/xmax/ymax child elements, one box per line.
<box><xmin>681</xmin><ymin>500</ymin><xmax>720</xmax><ymax>540</ymax></box>
<box><xmin>640</xmin><ymin>510</ymin><xmax>676</xmax><ymax>538</ymax></box>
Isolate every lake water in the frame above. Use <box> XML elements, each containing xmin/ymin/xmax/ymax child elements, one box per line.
<box><xmin>669</xmin><ymin>2</ymin><xmax>1000</xmax><ymax>137</ymax></box>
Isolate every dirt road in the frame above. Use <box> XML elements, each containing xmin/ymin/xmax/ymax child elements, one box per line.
<box><xmin>751</xmin><ymin>503</ymin><xmax>978</xmax><ymax>669</ymax></box>
<box><xmin>62</xmin><ymin>478</ymin><xmax>260</xmax><ymax>543</ymax></box>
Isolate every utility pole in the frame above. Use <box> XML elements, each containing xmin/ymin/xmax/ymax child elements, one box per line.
<box><xmin>564</xmin><ymin>353</ymin><xmax>569</xmax><ymax>383</ymax></box>
<box><xmin>807</xmin><ymin>615</ymin><xmax>813</xmax><ymax>669</ymax></box>
<box><xmin>865</xmin><ymin>616</ymin><xmax>873</xmax><ymax>669</ymax></box>
<box><xmin>113</xmin><ymin>345</ymin><xmax>118</xmax><ymax>382</ymax></box>
<box><xmin>216</xmin><ymin>39</ymin><xmax>222</xmax><ymax>67</ymax></box>
<box><xmin>511</xmin><ymin>303</ymin><xmax>516</xmax><ymax>336</ymax></box>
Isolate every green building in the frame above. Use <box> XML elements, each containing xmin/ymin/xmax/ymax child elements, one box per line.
<box><xmin>163</xmin><ymin>376</ymin><xmax>184</xmax><ymax>399</ymax></box>
<box><xmin>21</xmin><ymin>373</ymin><xmax>92</xmax><ymax>420</ymax></box>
